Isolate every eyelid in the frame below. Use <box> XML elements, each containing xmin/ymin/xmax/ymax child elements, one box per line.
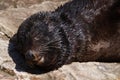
<box><xmin>34</xmin><ymin>37</ymin><xmax>39</xmax><ymax>40</ymax></box>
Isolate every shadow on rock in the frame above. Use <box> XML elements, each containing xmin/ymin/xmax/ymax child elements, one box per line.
<box><xmin>8</xmin><ymin>39</ymin><xmax>49</xmax><ymax>74</ymax></box>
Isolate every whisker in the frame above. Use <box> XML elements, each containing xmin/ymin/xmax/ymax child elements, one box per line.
<box><xmin>48</xmin><ymin>46</ymin><xmax>61</xmax><ymax>49</ymax></box>
<box><xmin>45</xmin><ymin>39</ymin><xmax>60</xmax><ymax>45</ymax></box>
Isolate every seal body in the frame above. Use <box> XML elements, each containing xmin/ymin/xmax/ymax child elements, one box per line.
<box><xmin>11</xmin><ymin>0</ymin><xmax>120</xmax><ymax>70</ymax></box>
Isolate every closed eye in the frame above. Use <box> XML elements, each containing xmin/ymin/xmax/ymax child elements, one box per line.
<box><xmin>34</xmin><ymin>37</ymin><xmax>39</xmax><ymax>41</ymax></box>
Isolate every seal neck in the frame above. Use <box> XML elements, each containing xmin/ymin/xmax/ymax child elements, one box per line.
<box><xmin>48</xmin><ymin>26</ymin><xmax>71</xmax><ymax>68</ymax></box>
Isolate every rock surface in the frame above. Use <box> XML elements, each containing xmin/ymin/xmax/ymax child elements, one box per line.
<box><xmin>0</xmin><ymin>0</ymin><xmax>70</xmax><ymax>37</ymax></box>
<box><xmin>0</xmin><ymin>0</ymin><xmax>70</xmax><ymax>10</ymax></box>
<box><xmin>0</xmin><ymin>38</ymin><xmax>120</xmax><ymax>80</ymax></box>
<box><xmin>0</xmin><ymin>0</ymin><xmax>120</xmax><ymax>80</ymax></box>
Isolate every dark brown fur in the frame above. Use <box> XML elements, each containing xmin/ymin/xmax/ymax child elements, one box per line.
<box><xmin>11</xmin><ymin>0</ymin><xmax>120</xmax><ymax>70</ymax></box>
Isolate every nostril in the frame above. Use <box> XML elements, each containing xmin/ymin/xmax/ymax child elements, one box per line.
<box><xmin>25</xmin><ymin>51</ymin><xmax>35</xmax><ymax>60</ymax></box>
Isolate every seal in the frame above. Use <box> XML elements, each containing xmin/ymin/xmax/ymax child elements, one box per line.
<box><xmin>11</xmin><ymin>0</ymin><xmax>120</xmax><ymax>70</ymax></box>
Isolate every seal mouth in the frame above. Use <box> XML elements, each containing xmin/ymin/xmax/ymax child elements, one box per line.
<box><xmin>36</xmin><ymin>54</ymin><xmax>58</xmax><ymax>67</ymax></box>
<box><xmin>36</xmin><ymin>56</ymin><xmax>45</xmax><ymax>65</ymax></box>
<box><xmin>25</xmin><ymin>54</ymin><xmax>45</xmax><ymax>67</ymax></box>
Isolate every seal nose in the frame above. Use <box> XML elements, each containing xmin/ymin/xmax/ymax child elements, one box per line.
<box><xmin>25</xmin><ymin>51</ymin><xmax>35</xmax><ymax>60</ymax></box>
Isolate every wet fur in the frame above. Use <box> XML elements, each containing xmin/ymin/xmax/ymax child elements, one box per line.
<box><xmin>11</xmin><ymin>0</ymin><xmax>120</xmax><ymax>70</ymax></box>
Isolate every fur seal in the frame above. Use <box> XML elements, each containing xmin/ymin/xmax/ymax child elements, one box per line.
<box><xmin>11</xmin><ymin>0</ymin><xmax>120</xmax><ymax>70</ymax></box>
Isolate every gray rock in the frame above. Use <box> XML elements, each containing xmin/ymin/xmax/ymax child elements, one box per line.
<box><xmin>0</xmin><ymin>39</ymin><xmax>120</xmax><ymax>80</ymax></box>
<box><xmin>0</xmin><ymin>0</ymin><xmax>70</xmax><ymax>10</ymax></box>
<box><xmin>0</xmin><ymin>0</ymin><xmax>69</xmax><ymax>38</ymax></box>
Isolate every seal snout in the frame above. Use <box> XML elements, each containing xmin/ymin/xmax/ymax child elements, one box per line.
<box><xmin>25</xmin><ymin>50</ymin><xmax>45</xmax><ymax>65</ymax></box>
<box><xmin>25</xmin><ymin>50</ymin><xmax>36</xmax><ymax>60</ymax></box>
